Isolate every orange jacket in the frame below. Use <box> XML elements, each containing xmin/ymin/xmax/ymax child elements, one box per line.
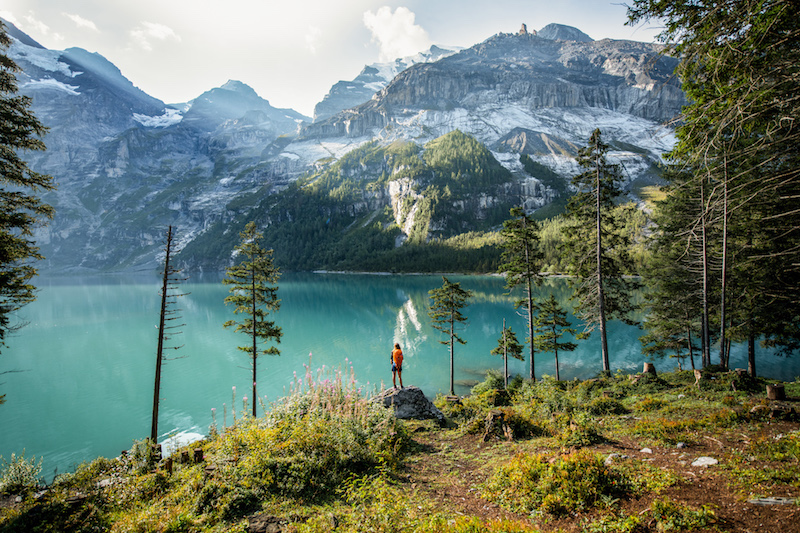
<box><xmin>392</xmin><ymin>348</ymin><xmax>403</xmax><ymax>367</ymax></box>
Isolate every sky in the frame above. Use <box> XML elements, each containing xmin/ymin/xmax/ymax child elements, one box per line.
<box><xmin>1</xmin><ymin>1</ymin><xmax>664</xmax><ymax>117</ymax></box>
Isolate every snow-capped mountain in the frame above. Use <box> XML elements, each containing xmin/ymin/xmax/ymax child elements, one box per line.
<box><xmin>313</xmin><ymin>44</ymin><xmax>461</xmax><ymax>122</ymax></box>
<box><xmin>295</xmin><ymin>25</ymin><xmax>682</xmax><ymax>174</ymax></box>
<box><xmin>5</xmin><ymin>19</ymin><xmax>683</xmax><ymax>272</ymax></box>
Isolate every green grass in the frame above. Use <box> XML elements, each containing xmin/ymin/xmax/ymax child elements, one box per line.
<box><xmin>2</xmin><ymin>369</ymin><xmax>796</xmax><ymax>532</ymax></box>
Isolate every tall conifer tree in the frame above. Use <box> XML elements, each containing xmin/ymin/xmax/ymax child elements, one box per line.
<box><xmin>533</xmin><ymin>293</ymin><xmax>577</xmax><ymax>381</ymax></box>
<box><xmin>0</xmin><ymin>22</ymin><xmax>55</xmax><ymax>353</ymax></box>
<box><xmin>563</xmin><ymin>129</ymin><xmax>638</xmax><ymax>374</ymax></box>
<box><xmin>498</xmin><ymin>207</ymin><xmax>543</xmax><ymax>380</ymax></box>
<box><xmin>223</xmin><ymin>222</ymin><xmax>282</xmax><ymax>417</ymax></box>
<box><xmin>428</xmin><ymin>277</ymin><xmax>472</xmax><ymax>396</ymax></box>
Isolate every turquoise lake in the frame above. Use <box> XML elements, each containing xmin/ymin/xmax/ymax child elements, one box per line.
<box><xmin>1</xmin><ymin>272</ymin><xmax>797</xmax><ymax>479</ymax></box>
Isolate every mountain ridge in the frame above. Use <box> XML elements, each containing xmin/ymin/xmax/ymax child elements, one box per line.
<box><xmin>4</xmin><ymin>19</ymin><xmax>681</xmax><ymax>273</ymax></box>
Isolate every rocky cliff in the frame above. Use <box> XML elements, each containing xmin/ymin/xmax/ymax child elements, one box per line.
<box><xmin>6</xmin><ymin>20</ymin><xmax>683</xmax><ymax>272</ymax></box>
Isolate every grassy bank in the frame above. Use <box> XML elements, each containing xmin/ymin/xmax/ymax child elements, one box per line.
<box><xmin>1</xmin><ymin>367</ymin><xmax>799</xmax><ymax>532</ymax></box>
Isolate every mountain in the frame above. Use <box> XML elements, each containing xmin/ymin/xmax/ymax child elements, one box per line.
<box><xmin>5</xmin><ymin>19</ymin><xmax>311</xmax><ymax>271</ymax></box>
<box><xmin>6</xmin><ymin>20</ymin><xmax>683</xmax><ymax>273</ymax></box>
<box><xmin>313</xmin><ymin>45</ymin><xmax>461</xmax><ymax>122</ymax></box>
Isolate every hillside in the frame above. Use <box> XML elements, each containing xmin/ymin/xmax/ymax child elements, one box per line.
<box><xmin>1</xmin><ymin>369</ymin><xmax>798</xmax><ymax>532</ymax></box>
<box><xmin>5</xmin><ymin>19</ymin><xmax>682</xmax><ymax>273</ymax></box>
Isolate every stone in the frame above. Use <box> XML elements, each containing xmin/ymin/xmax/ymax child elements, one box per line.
<box><xmin>604</xmin><ymin>453</ymin><xmax>629</xmax><ymax>466</ymax></box>
<box><xmin>248</xmin><ymin>514</ymin><xmax>286</xmax><ymax>533</ymax></box>
<box><xmin>640</xmin><ymin>448</ymin><xmax>653</xmax><ymax>454</ymax></box>
<box><xmin>372</xmin><ymin>386</ymin><xmax>446</xmax><ymax>425</ymax></box>
<box><xmin>747</xmin><ymin>497</ymin><xmax>797</xmax><ymax>505</ymax></box>
<box><xmin>691</xmin><ymin>456</ymin><xmax>718</xmax><ymax>467</ymax></box>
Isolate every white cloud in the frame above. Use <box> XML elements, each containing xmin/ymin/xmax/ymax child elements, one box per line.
<box><xmin>305</xmin><ymin>25</ymin><xmax>322</xmax><ymax>54</ymax></box>
<box><xmin>0</xmin><ymin>11</ymin><xmax>21</xmax><ymax>27</ymax></box>
<box><xmin>63</xmin><ymin>13</ymin><xmax>99</xmax><ymax>32</ymax></box>
<box><xmin>16</xmin><ymin>12</ymin><xmax>63</xmax><ymax>41</ymax></box>
<box><xmin>129</xmin><ymin>21</ymin><xmax>181</xmax><ymax>52</ymax></box>
<box><xmin>363</xmin><ymin>6</ymin><xmax>432</xmax><ymax>61</ymax></box>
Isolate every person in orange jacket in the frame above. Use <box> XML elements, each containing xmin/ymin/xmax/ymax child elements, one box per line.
<box><xmin>391</xmin><ymin>343</ymin><xmax>404</xmax><ymax>389</ymax></box>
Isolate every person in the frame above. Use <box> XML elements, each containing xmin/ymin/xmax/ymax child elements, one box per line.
<box><xmin>391</xmin><ymin>342</ymin><xmax>404</xmax><ymax>389</ymax></box>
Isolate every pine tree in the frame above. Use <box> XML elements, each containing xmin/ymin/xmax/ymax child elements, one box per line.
<box><xmin>0</xmin><ymin>22</ymin><xmax>56</xmax><ymax>352</ymax></box>
<box><xmin>490</xmin><ymin>320</ymin><xmax>524</xmax><ymax>388</ymax></box>
<box><xmin>428</xmin><ymin>276</ymin><xmax>472</xmax><ymax>396</ymax></box>
<box><xmin>498</xmin><ymin>206</ymin><xmax>543</xmax><ymax>380</ymax></box>
<box><xmin>628</xmin><ymin>0</ymin><xmax>800</xmax><ymax>368</ymax></box>
<box><xmin>562</xmin><ymin>129</ymin><xmax>638</xmax><ymax>374</ymax></box>
<box><xmin>223</xmin><ymin>222</ymin><xmax>282</xmax><ymax>417</ymax></box>
<box><xmin>533</xmin><ymin>293</ymin><xmax>577</xmax><ymax>381</ymax></box>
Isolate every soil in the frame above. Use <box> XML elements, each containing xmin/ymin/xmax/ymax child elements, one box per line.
<box><xmin>401</xmin><ymin>419</ymin><xmax>800</xmax><ymax>533</ymax></box>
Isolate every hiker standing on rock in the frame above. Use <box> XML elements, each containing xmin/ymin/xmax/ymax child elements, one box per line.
<box><xmin>391</xmin><ymin>343</ymin><xmax>404</xmax><ymax>389</ymax></box>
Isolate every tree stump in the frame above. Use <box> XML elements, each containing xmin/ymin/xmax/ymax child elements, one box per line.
<box><xmin>767</xmin><ymin>383</ymin><xmax>786</xmax><ymax>401</ymax></box>
<box><xmin>694</xmin><ymin>369</ymin><xmax>703</xmax><ymax>388</ymax></box>
<box><xmin>643</xmin><ymin>363</ymin><xmax>657</xmax><ymax>376</ymax></box>
<box><xmin>193</xmin><ymin>448</ymin><xmax>204</xmax><ymax>463</ymax></box>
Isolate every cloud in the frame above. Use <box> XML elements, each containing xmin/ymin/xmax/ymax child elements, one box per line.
<box><xmin>305</xmin><ymin>25</ymin><xmax>322</xmax><ymax>54</ymax></box>
<box><xmin>63</xmin><ymin>13</ymin><xmax>99</xmax><ymax>32</ymax></box>
<box><xmin>129</xmin><ymin>21</ymin><xmax>181</xmax><ymax>52</ymax></box>
<box><xmin>14</xmin><ymin>12</ymin><xmax>63</xmax><ymax>41</ymax></box>
<box><xmin>363</xmin><ymin>6</ymin><xmax>432</xmax><ymax>61</ymax></box>
<box><xmin>0</xmin><ymin>11</ymin><xmax>21</xmax><ymax>27</ymax></box>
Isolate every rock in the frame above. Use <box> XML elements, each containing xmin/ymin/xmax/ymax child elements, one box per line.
<box><xmin>747</xmin><ymin>497</ymin><xmax>797</xmax><ymax>505</ymax></box>
<box><xmin>691</xmin><ymin>456</ymin><xmax>718</xmax><ymax>467</ymax></box>
<box><xmin>640</xmin><ymin>448</ymin><xmax>653</xmax><ymax>454</ymax></box>
<box><xmin>372</xmin><ymin>386</ymin><xmax>446</xmax><ymax>425</ymax></box>
<box><xmin>677</xmin><ymin>442</ymin><xmax>687</xmax><ymax>449</ymax></box>
<box><xmin>248</xmin><ymin>514</ymin><xmax>286</xmax><ymax>533</ymax></box>
<box><xmin>604</xmin><ymin>453</ymin><xmax>629</xmax><ymax>466</ymax></box>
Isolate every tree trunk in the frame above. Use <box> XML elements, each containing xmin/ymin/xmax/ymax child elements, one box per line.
<box><xmin>748</xmin><ymin>331</ymin><xmax>756</xmax><ymax>378</ymax></box>
<box><xmin>151</xmin><ymin>226</ymin><xmax>173</xmax><ymax>443</ymax></box>
<box><xmin>502</xmin><ymin>318</ymin><xmax>508</xmax><ymax>389</ymax></box>
<box><xmin>596</xmin><ymin>157</ymin><xmax>610</xmax><ymax>373</ymax></box>
<box><xmin>523</xmin><ymin>215</ymin><xmax>536</xmax><ymax>382</ymax></box>
<box><xmin>719</xmin><ymin>164</ymin><xmax>729</xmax><ymax>370</ymax></box>
<box><xmin>449</xmin><ymin>317</ymin><xmax>455</xmax><ymax>396</ymax></box>
<box><xmin>700</xmin><ymin>179</ymin><xmax>711</xmax><ymax>368</ymax></box>
<box><xmin>251</xmin><ymin>264</ymin><xmax>258</xmax><ymax>417</ymax></box>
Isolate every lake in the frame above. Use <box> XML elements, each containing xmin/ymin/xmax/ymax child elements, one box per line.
<box><xmin>1</xmin><ymin>272</ymin><xmax>797</xmax><ymax>479</ymax></box>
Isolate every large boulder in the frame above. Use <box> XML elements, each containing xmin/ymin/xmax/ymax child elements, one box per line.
<box><xmin>373</xmin><ymin>386</ymin><xmax>445</xmax><ymax>425</ymax></box>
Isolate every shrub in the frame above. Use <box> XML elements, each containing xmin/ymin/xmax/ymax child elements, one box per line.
<box><xmin>482</xmin><ymin>449</ymin><xmax>630</xmax><ymax>516</ymax></box>
<box><xmin>0</xmin><ymin>452</ymin><xmax>42</xmax><ymax>495</ymax></box>
<box><xmin>633</xmin><ymin>397</ymin><xmax>668</xmax><ymax>412</ymax></box>
<box><xmin>631</xmin><ymin>418</ymin><xmax>698</xmax><ymax>445</ymax></box>
<box><xmin>648</xmin><ymin>498</ymin><xmax>717</xmax><ymax>531</ymax></box>
<box><xmin>585</xmin><ymin>397</ymin><xmax>628</xmax><ymax>416</ymax></box>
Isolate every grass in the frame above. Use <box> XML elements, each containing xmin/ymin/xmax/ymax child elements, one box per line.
<box><xmin>1</xmin><ymin>367</ymin><xmax>798</xmax><ymax>532</ymax></box>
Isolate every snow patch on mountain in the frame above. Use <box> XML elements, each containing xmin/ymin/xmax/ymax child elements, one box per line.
<box><xmin>133</xmin><ymin>108</ymin><xmax>183</xmax><ymax>128</ymax></box>
<box><xmin>21</xmin><ymin>78</ymin><xmax>81</xmax><ymax>95</ymax></box>
<box><xmin>8</xmin><ymin>38</ymin><xmax>78</xmax><ymax>77</ymax></box>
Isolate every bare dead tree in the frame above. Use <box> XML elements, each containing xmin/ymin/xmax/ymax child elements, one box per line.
<box><xmin>151</xmin><ymin>225</ymin><xmax>189</xmax><ymax>443</ymax></box>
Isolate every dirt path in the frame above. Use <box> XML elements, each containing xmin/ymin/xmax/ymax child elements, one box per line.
<box><xmin>401</xmin><ymin>421</ymin><xmax>800</xmax><ymax>532</ymax></box>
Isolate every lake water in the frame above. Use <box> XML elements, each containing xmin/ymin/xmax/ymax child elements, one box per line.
<box><xmin>1</xmin><ymin>272</ymin><xmax>797</xmax><ymax>479</ymax></box>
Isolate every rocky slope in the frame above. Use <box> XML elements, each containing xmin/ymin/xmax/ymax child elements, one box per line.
<box><xmin>6</xmin><ymin>20</ymin><xmax>683</xmax><ymax>272</ymax></box>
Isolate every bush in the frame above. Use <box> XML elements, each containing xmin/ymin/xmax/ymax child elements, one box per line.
<box><xmin>585</xmin><ymin>397</ymin><xmax>628</xmax><ymax>416</ymax></box>
<box><xmin>482</xmin><ymin>449</ymin><xmax>630</xmax><ymax>516</ymax></box>
<box><xmin>0</xmin><ymin>452</ymin><xmax>42</xmax><ymax>495</ymax></box>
